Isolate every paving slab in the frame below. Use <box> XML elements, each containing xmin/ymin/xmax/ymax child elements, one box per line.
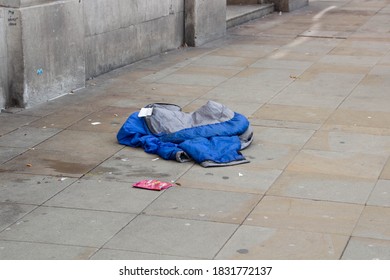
<box><xmin>0</xmin><ymin>203</ymin><xmax>37</xmax><ymax>232</ymax></box>
<box><xmin>91</xmin><ymin>249</ymin><xmax>191</xmax><ymax>260</ymax></box>
<box><xmin>85</xmin><ymin>149</ymin><xmax>193</xmax><ymax>184</ymax></box>
<box><xmin>251</xmin><ymin>104</ymin><xmax>334</xmax><ymax>126</ymax></box>
<box><xmin>271</xmin><ymin>72</ymin><xmax>365</xmax><ymax>108</ymax></box>
<box><xmin>104</xmin><ymin>215</ymin><xmax>238</xmax><ymax>259</ymax></box>
<box><xmin>245</xmin><ymin>196</ymin><xmax>363</xmax><ymax>235</ymax></box>
<box><xmin>353</xmin><ymin>206</ymin><xmax>390</xmax><ymax>241</ymax></box>
<box><xmin>0</xmin><ymin>114</ymin><xmax>40</xmax><ymax>136</ymax></box>
<box><xmin>0</xmin><ymin>173</ymin><xmax>76</xmax><ymax>205</ymax></box>
<box><xmin>156</xmin><ymin>65</ymin><xmax>241</xmax><ymax>87</ymax></box>
<box><xmin>177</xmin><ymin>164</ymin><xmax>281</xmax><ymax>194</ymax></box>
<box><xmin>380</xmin><ymin>158</ymin><xmax>390</xmax><ymax>180</ymax></box>
<box><xmin>287</xmin><ymin>149</ymin><xmax>388</xmax><ymax>179</ymax></box>
<box><xmin>322</xmin><ymin>109</ymin><xmax>390</xmax><ymax>133</ymax></box>
<box><xmin>143</xmin><ymin>187</ymin><xmax>261</xmax><ymax>224</ymax></box>
<box><xmin>35</xmin><ymin>130</ymin><xmax>120</xmax><ymax>157</ymax></box>
<box><xmin>0</xmin><ymin>148</ymin><xmax>27</xmax><ymax>164</ymax></box>
<box><xmin>28</xmin><ymin>109</ymin><xmax>94</xmax><ymax>130</ymax></box>
<box><xmin>367</xmin><ymin>180</ymin><xmax>390</xmax><ymax>207</ymax></box>
<box><xmin>0</xmin><ymin>206</ymin><xmax>135</xmax><ymax>247</ymax></box>
<box><xmin>268</xmin><ymin>170</ymin><xmax>376</xmax><ymax>204</ymax></box>
<box><xmin>215</xmin><ymin>225</ymin><xmax>349</xmax><ymax>260</ymax></box>
<box><xmin>0</xmin><ymin>127</ymin><xmax>61</xmax><ymax>149</ymax></box>
<box><xmin>342</xmin><ymin>237</ymin><xmax>390</xmax><ymax>260</ymax></box>
<box><xmin>0</xmin><ymin>240</ymin><xmax>98</xmax><ymax>260</ymax></box>
<box><xmin>44</xmin><ymin>179</ymin><xmax>162</xmax><ymax>214</ymax></box>
<box><xmin>305</xmin><ymin>130</ymin><xmax>390</xmax><ymax>156</ymax></box>
<box><xmin>0</xmin><ymin>149</ymin><xmax>102</xmax><ymax>178</ymax></box>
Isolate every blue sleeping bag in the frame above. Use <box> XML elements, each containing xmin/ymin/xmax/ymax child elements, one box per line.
<box><xmin>117</xmin><ymin>101</ymin><xmax>253</xmax><ymax>167</ymax></box>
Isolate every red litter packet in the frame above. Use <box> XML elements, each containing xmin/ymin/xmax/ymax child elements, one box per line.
<box><xmin>133</xmin><ymin>179</ymin><xmax>173</xmax><ymax>191</ymax></box>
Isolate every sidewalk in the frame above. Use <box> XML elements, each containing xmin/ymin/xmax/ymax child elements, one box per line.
<box><xmin>1</xmin><ymin>0</ymin><xmax>390</xmax><ymax>260</ymax></box>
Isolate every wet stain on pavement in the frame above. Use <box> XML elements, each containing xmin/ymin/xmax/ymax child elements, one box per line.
<box><xmin>44</xmin><ymin>159</ymin><xmax>93</xmax><ymax>175</ymax></box>
<box><xmin>0</xmin><ymin>203</ymin><xmax>27</xmax><ymax>226</ymax></box>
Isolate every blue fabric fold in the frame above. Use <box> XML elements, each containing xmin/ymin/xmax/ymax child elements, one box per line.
<box><xmin>117</xmin><ymin>110</ymin><xmax>251</xmax><ymax>166</ymax></box>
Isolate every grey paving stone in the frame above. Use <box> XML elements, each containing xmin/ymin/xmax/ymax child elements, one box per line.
<box><xmin>200</xmin><ymin>84</ymin><xmax>277</xmax><ymax>105</ymax></box>
<box><xmin>0</xmin><ymin>114</ymin><xmax>40</xmax><ymax>136</ymax></box>
<box><xmin>251</xmin><ymin>104</ymin><xmax>334</xmax><ymax>125</ymax></box>
<box><xmin>0</xmin><ymin>203</ymin><xmax>36</xmax><ymax>232</ymax></box>
<box><xmin>252</xmin><ymin>126</ymin><xmax>314</xmax><ymax>147</ymax></box>
<box><xmin>177</xmin><ymin>164</ymin><xmax>281</xmax><ymax>194</ymax></box>
<box><xmin>268</xmin><ymin>171</ymin><xmax>376</xmax><ymax>204</ymax></box>
<box><xmin>323</xmin><ymin>109</ymin><xmax>390</xmax><ymax>132</ymax></box>
<box><xmin>0</xmin><ymin>240</ymin><xmax>98</xmax><ymax>260</ymax></box>
<box><xmin>192</xmin><ymin>55</ymin><xmax>256</xmax><ymax>68</ymax></box>
<box><xmin>28</xmin><ymin>109</ymin><xmax>93</xmax><ymax>130</ymax></box>
<box><xmin>287</xmin><ymin>150</ymin><xmax>388</xmax><ymax>179</ymax></box>
<box><xmin>91</xmin><ymin>249</ymin><xmax>191</xmax><ymax>260</ymax></box>
<box><xmin>0</xmin><ymin>148</ymin><xmax>26</xmax><ymax>164</ymax></box>
<box><xmin>251</xmin><ymin>58</ymin><xmax>314</xmax><ymax>70</ymax></box>
<box><xmin>85</xmin><ymin>150</ymin><xmax>193</xmax><ymax>184</ymax></box>
<box><xmin>144</xmin><ymin>187</ymin><xmax>261</xmax><ymax>223</ymax></box>
<box><xmin>342</xmin><ymin>237</ymin><xmax>390</xmax><ymax>260</ymax></box>
<box><xmin>221</xmin><ymin>68</ymin><xmax>297</xmax><ymax>94</ymax></box>
<box><xmin>0</xmin><ymin>127</ymin><xmax>61</xmax><ymax>148</ymax></box>
<box><xmin>0</xmin><ymin>207</ymin><xmax>135</xmax><ymax>247</ymax></box>
<box><xmin>353</xmin><ymin>206</ymin><xmax>390</xmax><ymax>241</ymax></box>
<box><xmin>104</xmin><ymin>215</ymin><xmax>238</xmax><ymax>259</ymax></box>
<box><xmin>245</xmin><ymin>139</ymin><xmax>301</xmax><ymax>170</ymax></box>
<box><xmin>305</xmin><ymin>130</ymin><xmax>390</xmax><ymax>156</ymax></box>
<box><xmin>0</xmin><ymin>149</ymin><xmax>102</xmax><ymax>178</ymax></box>
<box><xmin>271</xmin><ymin>72</ymin><xmax>365</xmax><ymax>108</ymax></box>
<box><xmin>44</xmin><ymin>179</ymin><xmax>162</xmax><ymax>213</ymax></box>
<box><xmin>245</xmin><ymin>196</ymin><xmax>363</xmax><ymax>235</ymax></box>
<box><xmin>0</xmin><ymin>173</ymin><xmax>76</xmax><ymax>205</ymax></box>
<box><xmin>35</xmin><ymin>130</ymin><xmax>121</xmax><ymax>159</ymax></box>
<box><xmin>380</xmin><ymin>159</ymin><xmax>390</xmax><ymax>180</ymax></box>
<box><xmin>319</xmin><ymin>54</ymin><xmax>380</xmax><ymax>67</ymax></box>
<box><xmin>367</xmin><ymin>180</ymin><xmax>390</xmax><ymax>207</ymax></box>
<box><xmin>215</xmin><ymin>225</ymin><xmax>349</xmax><ymax>260</ymax></box>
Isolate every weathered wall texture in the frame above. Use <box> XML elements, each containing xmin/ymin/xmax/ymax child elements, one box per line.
<box><xmin>185</xmin><ymin>0</ymin><xmax>226</xmax><ymax>47</ymax></box>
<box><xmin>1</xmin><ymin>0</ymin><xmax>85</xmax><ymax>108</ymax></box>
<box><xmin>273</xmin><ymin>0</ymin><xmax>308</xmax><ymax>12</ymax></box>
<box><xmin>84</xmin><ymin>0</ymin><xmax>185</xmax><ymax>79</ymax></box>
<box><xmin>0</xmin><ymin>0</ymin><xmax>186</xmax><ymax>108</ymax></box>
<box><xmin>0</xmin><ymin>9</ymin><xmax>7</xmax><ymax>109</ymax></box>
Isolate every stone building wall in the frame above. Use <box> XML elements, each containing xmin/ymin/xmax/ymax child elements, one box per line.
<box><xmin>0</xmin><ymin>0</ymin><xmax>186</xmax><ymax>108</ymax></box>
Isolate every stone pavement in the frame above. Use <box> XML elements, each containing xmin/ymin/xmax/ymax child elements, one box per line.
<box><xmin>1</xmin><ymin>0</ymin><xmax>390</xmax><ymax>260</ymax></box>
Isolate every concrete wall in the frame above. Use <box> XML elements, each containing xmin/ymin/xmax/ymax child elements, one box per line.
<box><xmin>1</xmin><ymin>0</ymin><xmax>85</xmax><ymax>108</ymax></box>
<box><xmin>84</xmin><ymin>0</ymin><xmax>185</xmax><ymax>78</ymax></box>
<box><xmin>0</xmin><ymin>0</ymin><xmax>186</xmax><ymax>108</ymax></box>
<box><xmin>227</xmin><ymin>0</ymin><xmax>263</xmax><ymax>4</ymax></box>
<box><xmin>0</xmin><ymin>9</ymin><xmax>7</xmax><ymax>109</ymax></box>
<box><xmin>185</xmin><ymin>0</ymin><xmax>226</xmax><ymax>47</ymax></box>
<box><xmin>272</xmin><ymin>0</ymin><xmax>308</xmax><ymax>12</ymax></box>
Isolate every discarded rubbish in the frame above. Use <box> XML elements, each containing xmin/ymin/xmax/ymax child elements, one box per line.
<box><xmin>133</xmin><ymin>179</ymin><xmax>173</xmax><ymax>191</ymax></box>
<box><xmin>239</xmin><ymin>172</ymin><xmax>244</xmax><ymax>177</ymax></box>
<box><xmin>36</xmin><ymin>69</ymin><xmax>43</xmax><ymax>75</ymax></box>
<box><xmin>91</xmin><ymin>122</ymin><xmax>101</xmax><ymax>126</ymax></box>
<box><xmin>26</xmin><ymin>163</ymin><xmax>32</xmax><ymax>167</ymax></box>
